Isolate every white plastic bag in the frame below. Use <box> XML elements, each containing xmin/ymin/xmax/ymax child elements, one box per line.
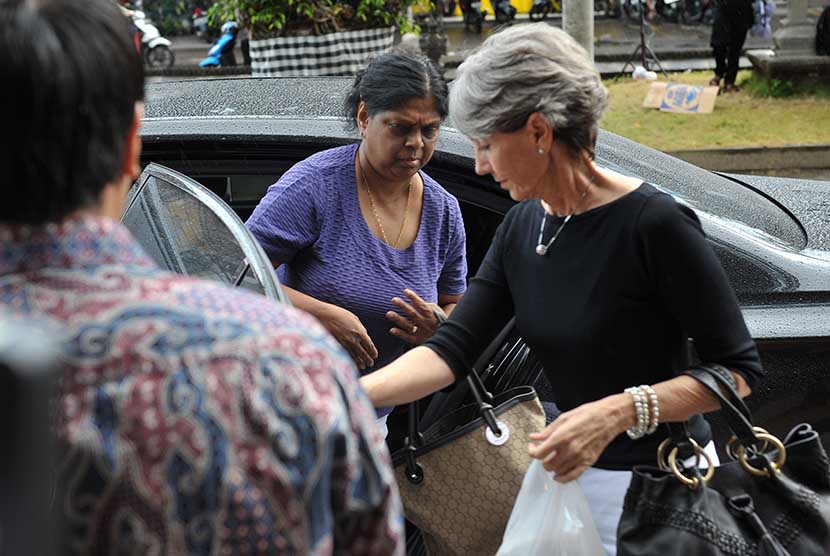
<box><xmin>496</xmin><ymin>459</ymin><xmax>606</xmax><ymax>556</ymax></box>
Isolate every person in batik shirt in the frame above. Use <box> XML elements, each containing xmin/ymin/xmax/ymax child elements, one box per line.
<box><xmin>0</xmin><ymin>1</ymin><xmax>403</xmax><ymax>555</ymax></box>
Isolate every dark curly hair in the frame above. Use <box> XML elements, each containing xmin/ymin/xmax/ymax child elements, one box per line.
<box><xmin>0</xmin><ymin>0</ymin><xmax>144</xmax><ymax>225</ymax></box>
<box><xmin>344</xmin><ymin>49</ymin><xmax>448</xmax><ymax>129</ymax></box>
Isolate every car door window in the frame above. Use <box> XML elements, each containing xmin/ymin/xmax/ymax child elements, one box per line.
<box><xmin>122</xmin><ymin>163</ymin><xmax>287</xmax><ymax>304</ymax></box>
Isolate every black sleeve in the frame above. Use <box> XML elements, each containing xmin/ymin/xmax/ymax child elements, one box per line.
<box><xmin>639</xmin><ymin>193</ymin><xmax>764</xmax><ymax>387</ymax></box>
<box><xmin>423</xmin><ymin>207</ymin><xmax>516</xmax><ymax>380</ymax></box>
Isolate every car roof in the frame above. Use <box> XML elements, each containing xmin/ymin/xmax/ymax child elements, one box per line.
<box><xmin>144</xmin><ymin>77</ymin><xmax>353</xmax><ymax>120</ymax></box>
<box><xmin>143</xmin><ymin>77</ymin><xmax>807</xmax><ymax>252</ymax></box>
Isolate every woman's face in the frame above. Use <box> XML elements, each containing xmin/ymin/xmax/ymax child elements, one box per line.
<box><xmin>357</xmin><ymin>96</ymin><xmax>441</xmax><ymax>183</ymax></box>
<box><xmin>472</xmin><ymin>124</ymin><xmax>550</xmax><ymax>202</ymax></box>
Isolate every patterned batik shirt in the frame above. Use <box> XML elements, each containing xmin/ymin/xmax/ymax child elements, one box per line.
<box><xmin>0</xmin><ymin>216</ymin><xmax>404</xmax><ymax>556</ymax></box>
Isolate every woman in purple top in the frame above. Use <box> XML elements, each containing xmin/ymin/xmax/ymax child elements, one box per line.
<box><xmin>246</xmin><ymin>51</ymin><xmax>467</xmax><ymax>433</ymax></box>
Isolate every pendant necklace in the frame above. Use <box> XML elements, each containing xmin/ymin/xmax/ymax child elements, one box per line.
<box><xmin>535</xmin><ymin>190</ymin><xmax>588</xmax><ymax>256</ymax></box>
<box><xmin>535</xmin><ymin>213</ymin><xmax>572</xmax><ymax>256</ymax></box>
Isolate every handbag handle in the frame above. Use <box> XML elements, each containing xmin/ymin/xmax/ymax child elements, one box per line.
<box><xmin>665</xmin><ymin>365</ymin><xmax>792</xmax><ymax>477</ymax></box>
<box><xmin>666</xmin><ymin>366</ymin><xmax>758</xmax><ymax>454</ymax></box>
<box><xmin>664</xmin><ymin>365</ymin><xmax>789</xmax><ymax>484</ymax></box>
<box><xmin>403</xmin><ymin>317</ymin><xmax>518</xmax><ymax>483</ymax></box>
<box><xmin>680</xmin><ymin>366</ymin><xmax>759</xmax><ymax>449</ymax></box>
<box><xmin>694</xmin><ymin>364</ymin><xmax>751</xmax><ymax>420</ymax></box>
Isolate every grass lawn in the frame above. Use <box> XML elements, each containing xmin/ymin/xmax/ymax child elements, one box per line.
<box><xmin>601</xmin><ymin>70</ymin><xmax>830</xmax><ymax>151</ymax></box>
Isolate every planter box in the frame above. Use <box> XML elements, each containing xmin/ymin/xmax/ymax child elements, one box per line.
<box><xmin>249</xmin><ymin>26</ymin><xmax>395</xmax><ymax>77</ymax></box>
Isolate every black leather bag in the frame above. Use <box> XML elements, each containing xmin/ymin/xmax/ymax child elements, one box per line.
<box><xmin>617</xmin><ymin>366</ymin><xmax>830</xmax><ymax>555</ymax></box>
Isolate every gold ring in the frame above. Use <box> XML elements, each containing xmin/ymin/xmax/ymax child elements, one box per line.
<box><xmin>725</xmin><ymin>426</ymin><xmax>770</xmax><ymax>461</ymax></box>
<box><xmin>737</xmin><ymin>432</ymin><xmax>786</xmax><ymax>477</ymax></box>
<box><xmin>657</xmin><ymin>438</ymin><xmax>672</xmax><ymax>471</ymax></box>
<box><xmin>667</xmin><ymin>438</ymin><xmax>714</xmax><ymax>489</ymax></box>
<box><xmin>411</xmin><ymin>325</ymin><xmax>418</xmax><ymax>334</ymax></box>
<box><xmin>658</xmin><ymin>437</ymin><xmax>703</xmax><ymax>472</ymax></box>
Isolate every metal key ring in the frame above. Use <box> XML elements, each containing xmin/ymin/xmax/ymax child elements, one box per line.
<box><xmin>737</xmin><ymin>432</ymin><xmax>787</xmax><ymax>477</ymax></box>
<box><xmin>658</xmin><ymin>437</ymin><xmax>703</xmax><ymax>472</ymax></box>
<box><xmin>667</xmin><ymin>438</ymin><xmax>715</xmax><ymax>489</ymax></box>
<box><xmin>725</xmin><ymin>426</ymin><xmax>770</xmax><ymax>461</ymax></box>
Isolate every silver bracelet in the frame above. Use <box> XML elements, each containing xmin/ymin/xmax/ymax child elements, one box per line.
<box><xmin>640</xmin><ymin>384</ymin><xmax>660</xmax><ymax>435</ymax></box>
<box><xmin>624</xmin><ymin>386</ymin><xmax>649</xmax><ymax>439</ymax></box>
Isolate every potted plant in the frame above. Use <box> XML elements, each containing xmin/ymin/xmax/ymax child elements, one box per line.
<box><xmin>208</xmin><ymin>0</ymin><xmax>422</xmax><ymax>76</ymax></box>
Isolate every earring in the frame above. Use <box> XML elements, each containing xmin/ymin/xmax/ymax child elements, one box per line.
<box><xmin>537</xmin><ymin>148</ymin><xmax>545</xmax><ymax>155</ymax></box>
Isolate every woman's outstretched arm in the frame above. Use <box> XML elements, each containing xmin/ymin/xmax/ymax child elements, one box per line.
<box><xmin>360</xmin><ymin>346</ymin><xmax>456</xmax><ymax>408</ymax></box>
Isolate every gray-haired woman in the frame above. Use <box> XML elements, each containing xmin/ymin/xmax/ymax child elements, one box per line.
<box><xmin>360</xmin><ymin>23</ymin><xmax>763</xmax><ymax>554</ymax></box>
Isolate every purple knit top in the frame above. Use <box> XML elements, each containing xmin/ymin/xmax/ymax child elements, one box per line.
<box><xmin>246</xmin><ymin>144</ymin><xmax>467</xmax><ymax>416</ymax></box>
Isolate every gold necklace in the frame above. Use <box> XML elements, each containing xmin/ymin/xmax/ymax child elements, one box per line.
<box><xmin>358</xmin><ymin>156</ymin><xmax>413</xmax><ymax>248</ymax></box>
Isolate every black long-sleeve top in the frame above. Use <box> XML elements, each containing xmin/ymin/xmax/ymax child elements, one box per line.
<box><xmin>424</xmin><ymin>183</ymin><xmax>763</xmax><ymax>469</ymax></box>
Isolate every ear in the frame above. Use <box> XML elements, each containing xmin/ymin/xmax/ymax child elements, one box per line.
<box><xmin>97</xmin><ymin>103</ymin><xmax>144</xmax><ymax>220</ymax></box>
<box><xmin>120</xmin><ymin>102</ymin><xmax>143</xmax><ymax>184</ymax></box>
<box><xmin>356</xmin><ymin>101</ymin><xmax>370</xmax><ymax>136</ymax></box>
<box><xmin>525</xmin><ymin>112</ymin><xmax>553</xmax><ymax>153</ymax></box>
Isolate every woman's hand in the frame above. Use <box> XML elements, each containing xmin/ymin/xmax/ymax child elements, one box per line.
<box><xmin>386</xmin><ymin>289</ymin><xmax>444</xmax><ymax>345</ymax></box>
<box><xmin>319</xmin><ymin>304</ymin><xmax>378</xmax><ymax>370</ymax></box>
<box><xmin>527</xmin><ymin>394</ymin><xmax>632</xmax><ymax>483</ymax></box>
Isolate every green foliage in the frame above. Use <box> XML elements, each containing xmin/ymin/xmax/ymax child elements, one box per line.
<box><xmin>142</xmin><ymin>0</ymin><xmax>190</xmax><ymax>35</ymax></box>
<box><xmin>740</xmin><ymin>73</ymin><xmax>830</xmax><ymax>99</ymax></box>
<box><xmin>208</xmin><ymin>0</ymin><xmax>420</xmax><ymax>37</ymax></box>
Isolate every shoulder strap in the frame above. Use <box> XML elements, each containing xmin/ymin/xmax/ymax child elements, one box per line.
<box><xmin>682</xmin><ymin>366</ymin><xmax>759</xmax><ymax>449</ymax></box>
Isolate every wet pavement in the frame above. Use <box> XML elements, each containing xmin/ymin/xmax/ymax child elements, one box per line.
<box><xmin>165</xmin><ymin>14</ymin><xmax>776</xmax><ymax>78</ymax></box>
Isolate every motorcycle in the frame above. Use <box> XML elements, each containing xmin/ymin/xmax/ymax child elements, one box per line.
<box><xmin>438</xmin><ymin>0</ymin><xmax>457</xmax><ymax>16</ymax></box>
<box><xmin>624</xmin><ymin>0</ymin><xmax>706</xmax><ymax>24</ymax></box>
<box><xmin>458</xmin><ymin>0</ymin><xmax>487</xmax><ymax>33</ymax></box>
<box><xmin>529</xmin><ymin>0</ymin><xmax>561</xmax><ymax>21</ymax></box>
<box><xmin>594</xmin><ymin>0</ymin><xmax>622</xmax><ymax>17</ymax></box>
<box><xmin>199</xmin><ymin>21</ymin><xmax>238</xmax><ymax>67</ymax></box>
<box><xmin>493</xmin><ymin>0</ymin><xmax>517</xmax><ymax>23</ymax></box>
<box><xmin>192</xmin><ymin>7</ymin><xmax>209</xmax><ymax>40</ymax></box>
<box><xmin>126</xmin><ymin>8</ymin><xmax>175</xmax><ymax>68</ymax></box>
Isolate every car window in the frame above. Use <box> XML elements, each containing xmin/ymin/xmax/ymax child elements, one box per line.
<box><xmin>122</xmin><ymin>163</ymin><xmax>287</xmax><ymax>303</ymax></box>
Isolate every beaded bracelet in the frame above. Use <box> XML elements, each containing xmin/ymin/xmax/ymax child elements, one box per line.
<box><xmin>639</xmin><ymin>384</ymin><xmax>660</xmax><ymax>434</ymax></box>
<box><xmin>624</xmin><ymin>386</ymin><xmax>649</xmax><ymax>439</ymax></box>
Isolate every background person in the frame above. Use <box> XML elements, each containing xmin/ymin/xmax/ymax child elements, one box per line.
<box><xmin>246</xmin><ymin>51</ymin><xmax>467</xmax><ymax>438</ymax></box>
<box><xmin>360</xmin><ymin>23</ymin><xmax>763</xmax><ymax>554</ymax></box>
<box><xmin>709</xmin><ymin>0</ymin><xmax>755</xmax><ymax>92</ymax></box>
<box><xmin>0</xmin><ymin>1</ymin><xmax>403</xmax><ymax>554</ymax></box>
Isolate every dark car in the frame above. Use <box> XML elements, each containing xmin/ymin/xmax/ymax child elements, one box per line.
<box><xmin>131</xmin><ymin>77</ymin><xmax>830</xmax><ymax>459</ymax></box>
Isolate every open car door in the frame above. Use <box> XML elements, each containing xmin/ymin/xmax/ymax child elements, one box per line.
<box><xmin>122</xmin><ymin>163</ymin><xmax>287</xmax><ymax>304</ymax></box>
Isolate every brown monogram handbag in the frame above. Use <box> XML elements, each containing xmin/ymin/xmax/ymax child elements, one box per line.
<box><xmin>391</xmin><ymin>319</ymin><xmax>546</xmax><ymax>556</ymax></box>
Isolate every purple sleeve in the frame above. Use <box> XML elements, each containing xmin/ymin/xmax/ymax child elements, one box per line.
<box><xmin>245</xmin><ymin>165</ymin><xmax>324</xmax><ymax>264</ymax></box>
<box><xmin>438</xmin><ymin>200</ymin><xmax>468</xmax><ymax>296</ymax></box>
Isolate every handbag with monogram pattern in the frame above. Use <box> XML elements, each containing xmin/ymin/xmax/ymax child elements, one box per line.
<box><xmin>391</xmin><ymin>319</ymin><xmax>546</xmax><ymax>556</ymax></box>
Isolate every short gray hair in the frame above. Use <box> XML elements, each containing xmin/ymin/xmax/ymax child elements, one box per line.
<box><xmin>449</xmin><ymin>23</ymin><xmax>608</xmax><ymax>158</ymax></box>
